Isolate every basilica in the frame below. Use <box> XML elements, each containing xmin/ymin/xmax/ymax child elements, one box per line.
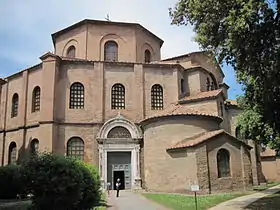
<box><xmin>0</xmin><ymin>19</ymin><xmax>270</xmax><ymax>193</ymax></box>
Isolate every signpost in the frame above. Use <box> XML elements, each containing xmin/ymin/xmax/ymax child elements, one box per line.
<box><xmin>191</xmin><ymin>185</ymin><xmax>199</xmax><ymax>210</ymax></box>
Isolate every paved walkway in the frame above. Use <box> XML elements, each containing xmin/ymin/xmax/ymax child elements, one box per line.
<box><xmin>209</xmin><ymin>184</ymin><xmax>280</xmax><ymax>210</ymax></box>
<box><xmin>106</xmin><ymin>190</ymin><xmax>169</xmax><ymax>210</ymax></box>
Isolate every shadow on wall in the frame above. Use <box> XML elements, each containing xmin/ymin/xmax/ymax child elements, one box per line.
<box><xmin>17</xmin><ymin>143</ymin><xmax>29</xmax><ymax>165</ymax></box>
<box><xmin>167</xmin><ymin>149</ymin><xmax>188</xmax><ymax>158</ymax></box>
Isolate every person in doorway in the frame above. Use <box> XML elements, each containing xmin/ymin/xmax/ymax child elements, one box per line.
<box><xmin>115</xmin><ymin>178</ymin><xmax>121</xmax><ymax>197</ymax></box>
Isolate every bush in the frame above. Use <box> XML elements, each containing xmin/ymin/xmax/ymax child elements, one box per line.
<box><xmin>0</xmin><ymin>164</ymin><xmax>23</xmax><ymax>199</ymax></box>
<box><xmin>75</xmin><ymin>160</ymin><xmax>101</xmax><ymax>208</ymax></box>
<box><xmin>23</xmin><ymin>153</ymin><xmax>100</xmax><ymax>210</ymax></box>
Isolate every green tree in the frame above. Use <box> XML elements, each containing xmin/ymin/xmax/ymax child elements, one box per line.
<box><xmin>169</xmin><ymin>0</ymin><xmax>280</xmax><ymax>148</ymax></box>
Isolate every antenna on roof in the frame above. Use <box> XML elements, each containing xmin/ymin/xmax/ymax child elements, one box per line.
<box><xmin>105</xmin><ymin>14</ymin><xmax>111</xmax><ymax>21</ymax></box>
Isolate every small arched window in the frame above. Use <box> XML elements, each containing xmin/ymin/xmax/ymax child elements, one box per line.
<box><xmin>111</xmin><ymin>83</ymin><xmax>125</xmax><ymax>109</ymax></box>
<box><xmin>11</xmin><ymin>93</ymin><xmax>19</xmax><ymax>118</ymax></box>
<box><xmin>104</xmin><ymin>41</ymin><xmax>118</xmax><ymax>62</ymax></box>
<box><xmin>206</xmin><ymin>77</ymin><xmax>210</xmax><ymax>91</ymax></box>
<box><xmin>66</xmin><ymin>46</ymin><xmax>76</xmax><ymax>58</ymax></box>
<box><xmin>180</xmin><ymin>79</ymin><xmax>185</xmax><ymax>94</ymax></box>
<box><xmin>151</xmin><ymin>84</ymin><xmax>163</xmax><ymax>110</ymax></box>
<box><xmin>144</xmin><ymin>49</ymin><xmax>151</xmax><ymax>63</ymax></box>
<box><xmin>8</xmin><ymin>142</ymin><xmax>17</xmax><ymax>164</ymax></box>
<box><xmin>32</xmin><ymin>86</ymin><xmax>41</xmax><ymax>112</ymax></box>
<box><xmin>107</xmin><ymin>126</ymin><xmax>132</xmax><ymax>138</ymax></box>
<box><xmin>217</xmin><ymin>149</ymin><xmax>230</xmax><ymax>178</ymax></box>
<box><xmin>69</xmin><ymin>82</ymin><xmax>84</xmax><ymax>109</ymax></box>
<box><xmin>67</xmin><ymin>137</ymin><xmax>84</xmax><ymax>160</ymax></box>
<box><xmin>30</xmin><ymin>139</ymin><xmax>39</xmax><ymax>154</ymax></box>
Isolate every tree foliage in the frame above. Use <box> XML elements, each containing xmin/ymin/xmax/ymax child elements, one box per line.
<box><xmin>0</xmin><ymin>164</ymin><xmax>23</xmax><ymax>199</ymax></box>
<box><xmin>170</xmin><ymin>0</ymin><xmax>280</xmax><ymax>147</ymax></box>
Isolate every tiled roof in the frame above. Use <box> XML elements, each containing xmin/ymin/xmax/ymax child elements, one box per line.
<box><xmin>141</xmin><ymin>104</ymin><xmax>222</xmax><ymax>123</ymax></box>
<box><xmin>179</xmin><ymin>89</ymin><xmax>223</xmax><ymax>104</ymax></box>
<box><xmin>167</xmin><ymin>129</ymin><xmax>252</xmax><ymax>150</ymax></box>
<box><xmin>226</xmin><ymin>99</ymin><xmax>238</xmax><ymax>106</ymax></box>
<box><xmin>161</xmin><ymin>51</ymin><xmax>207</xmax><ymax>61</ymax></box>
<box><xmin>167</xmin><ymin>130</ymin><xmax>224</xmax><ymax>150</ymax></box>
<box><xmin>261</xmin><ymin>148</ymin><xmax>276</xmax><ymax>157</ymax></box>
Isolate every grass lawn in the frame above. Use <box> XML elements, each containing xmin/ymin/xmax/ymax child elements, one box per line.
<box><xmin>246</xmin><ymin>191</ymin><xmax>280</xmax><ymax>210</ymax></box>
<box><xmin>252</xmin><ymin>182</ymin><xmax>280</xmax><ymax>191</ymax></box>
<box><xmin>143</xmin><ymin>192</ymin><xmax>247</xmax><ymax>210</ymax></box>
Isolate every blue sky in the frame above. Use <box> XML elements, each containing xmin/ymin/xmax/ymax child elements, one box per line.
<box><xmin>0</xmin><ymin>0</ymin><xmax>243</xmax><ymax>99</ymax></box>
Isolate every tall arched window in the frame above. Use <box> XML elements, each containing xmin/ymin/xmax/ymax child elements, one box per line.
<box><xmin>180</xmin><ymin>79</ymin><xmax>185</xmax><ymax>94</ymax></box>
<box><xmin>32</xmin><ymin>86</ymin><xmax>41</xmax><ymax>112</ymax></box>
<box><xmin>111</xmin><ymin>83</ymin><xmax>125</xmax><ymax>109</ymax></box>
<box><xmin>206</xmin><ymin>77</ymin><xmax>210</xmax><ymax>91</ymax></box>
<box><xmin>104</xmin><ymin>41</ymin><xmax>118</xmax><ymax>62</ymax></box>
<box><xmin>69</xmin><ymin>82</ymin><xmax>84</xmax><ymax>109</ymax></box>
<box><xmin>67</xmin><ymin>137</ymin><xmax>84</xmax><ymax>160</ymax></box>
<box><xmin>66</xmin><ymin>46</ymin><xmax>76</xmax><ymax>58</ymax></box>
<box><xmin>30</xmin><ymin>139</ymin><xmax>39</xmax><ymax>154</ymax></box>
<box><xmin>144</xmin><ymin>49</ymin><xmax>151</xmax><ymax>63</ymax></box>
<box><xmin>8</xmin><ymin>142</ymin><xmax>17</xmax><ymax>164</ymax></box>
<box><xmin>11</xmin><ymin>93</ymin><xmax>19</xmax><ymax>118</ymax></box>
<box><xmin>107</xmin><ymin>126</ymin><xmax>132</xmax><ymax>138</ymax></box>
<box><xmin>151</xmin><ymin>84</ymin><xmax>163</xmax><ymax>110</ymax></box>
<box><xmin>217</xmin><ymin>149</ymin><xmax>230</xmax><ymax>178</ymax></box>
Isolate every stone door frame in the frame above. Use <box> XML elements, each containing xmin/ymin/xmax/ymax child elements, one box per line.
<box><xmin>97</xmin><ymin>114</ymin><xmax>142</xmax><ymax>190</ymax></box>
<box><xmin>98</xmin><ymin>143</ymin><xmax>141</xmax><ymax>189</ymax></box>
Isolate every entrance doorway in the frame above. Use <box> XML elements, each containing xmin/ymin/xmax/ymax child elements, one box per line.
<box><xmin>113</xmin><ymin>171</ymin><xmax>125</xmax><ymax>190</ymax></box>
<box><xmin>107</xmin><ymin>152</ymin><xmax>132</xmax><ymax>189</ymax></box>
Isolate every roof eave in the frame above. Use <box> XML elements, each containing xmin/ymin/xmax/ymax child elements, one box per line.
<box><xmin>141</xmin><ymin>114</ymin><xmax>223</xmax><ymax>125</ymax></box>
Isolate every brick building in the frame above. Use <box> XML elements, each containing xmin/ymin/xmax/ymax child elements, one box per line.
<box><xmin>0</xmin><ymin>19</ymin><xmax>262</xmax><ymax>193</ymax></box>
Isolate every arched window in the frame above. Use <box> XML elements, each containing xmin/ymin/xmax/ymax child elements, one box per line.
<box><xmin>30</xmin><ymin>139</ymin><xmax>39</xmax><ymax>154</ymax></box>
<box><xmin>206</xmin><ymin>77</ymin><xmax>210</xmax><ymax>91</ymax></box>
<box><xmin>107</xmin><ymin>126</ymin><xmax>132</xmax><ymax>138</ymax></box>
<box><xmin>104</xmin><ymin>41</ymin><xmax>118</xmax><ymax>62</ymax></box>
<box><xmin>11</xmin><ymin>93</ymin><xmax>19</xmax><ymax>118</ymax></box>
<box><xmin>8</xmin><ymin>142</ymin><xmax>17</xmax><ymax>164</ymax></box>
<box><xmin>32</xmin><ymin>86</ymin><xmax>41</xmax><ymax>112</ymax></box>
<box><xmin>144</xmin><ymin>49</ymin><xmax>151</xmax><ymax>63</ymax></box>
<box><xmin>111</xmin><ymin>83</ymin><xmax>125</xmax><ymax>109</ymax></box>
<box><xmin>67</xmin><ymin>137</ymin><xmax>84</xmax><ymax>160</ymax></box>
<box><xmin>217</xmin><ymin>149</ymin><xmax>230</xmax><ymax>178</ymax></box>
<box><xmin>66</xmin><ymin>46</ymin><xmax>76</xmax><ymax>58</ymax></box>
<box><xmin>69</xmin><ymin>82</ymin><xmax>84</xmax><ymax>109</ymax></box>
<box><xmin>151</xmin><ymin>84</ymin><xmax>163</xmax><ymax>110</ymax></box>
<box><xmin>180</xmin><ymin>79</ymin><xmax>185</xmax><ymax>94</ymax></box>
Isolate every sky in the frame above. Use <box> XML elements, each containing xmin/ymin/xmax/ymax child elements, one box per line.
<box><xmin>0</xmin><ymin>0</ymin><xmax>243</xmax><ymax>99</ymax></box>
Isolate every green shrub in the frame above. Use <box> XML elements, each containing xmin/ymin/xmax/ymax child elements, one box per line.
<box><xmin>75</xmin><ymin>160</ymin><xmax>101</xmax><ymax>208</ymax></box>
<box><xmin>0</xmin><ymin>164</ymin><xmax>23</xmax><ymax>199</ymax></box>
<box><xmin>22</xmin><ymin>153</ymin><xmax>100</xmax><ymax>210</ymax></box>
